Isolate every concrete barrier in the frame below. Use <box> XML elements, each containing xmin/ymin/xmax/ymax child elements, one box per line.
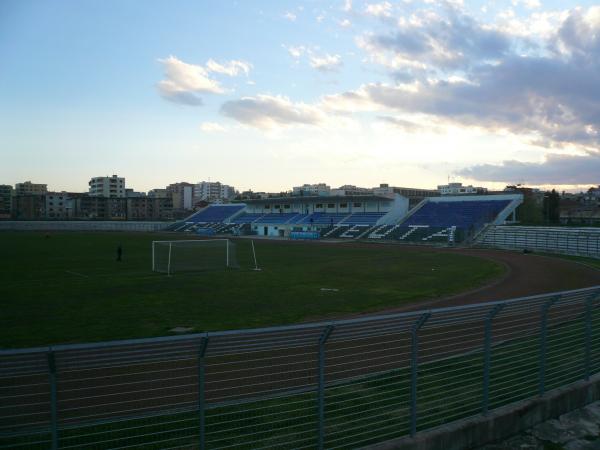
<box><xmin>0</xmin><ymin>220</ymin><xmax>173</xmax><ymax>232</ymax></box>
<box><xmin>368</xmin><ymin>373</ymin><xmax>600</xmax><ymax>450</ymax></box>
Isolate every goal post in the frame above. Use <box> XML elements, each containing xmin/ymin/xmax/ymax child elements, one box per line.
<box><xmin>152</xmin><ymin>239</ymin><xmax>239</xmax><ymax>274</ymax></box>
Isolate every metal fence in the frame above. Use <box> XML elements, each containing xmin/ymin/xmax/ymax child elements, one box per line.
<box><xmin>2</xmin><ymin>285</ymin><xmax>600</xmax><ymax>449</ymax></box>
<box><xmin>0</xmin><ymin>221</ymin><xmax>172</xmax><ymax>232</ymax></box>
<box><xmin>480</xmin><ymin>225</ymin><xmax>600</xmax><ymax>258</ymax></box>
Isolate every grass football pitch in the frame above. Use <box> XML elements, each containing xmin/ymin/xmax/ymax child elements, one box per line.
<box><xmin>0</xmin><ymin>231</ymin><xmax>504</xmax><ymax>349</ymax></box>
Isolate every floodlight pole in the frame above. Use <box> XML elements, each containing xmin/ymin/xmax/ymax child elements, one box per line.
<box><xmin>152</xmin><ymin>241</ymin><xmax>155</xmax><ymax>271</ymax></box>
<box><xmin>226</xmin><ymin>240</ymin><xmax>230</xmax><ymax>268</ymax></box>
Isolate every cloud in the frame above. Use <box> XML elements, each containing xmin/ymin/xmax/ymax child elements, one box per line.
<box><xmin>364</xmin><ymin>2</ymin><xmax>393</xmax><ymax>18</ymax></box>
<box><xmin>310</xmin><ymin>54</ymin><xmax>343</xmax><ymax>72</ymax></box>
<box><xmin>376</xmin><ymin>115</ymin><xmax>422</xmax><ymax>132</ymax></box>
<box><xmin>206</xmin><ymin>59</ymin><xmax>251</xmax><ymax>76</ymax></box>
<box><xmin>342</xmin><ymin>0</ymin><xmax>352</xmax><ymax>13</ymax></box>
<box><xmin>157</xmin><ymin>56</ymin><xmax>251</xmax><ymax>106</ymax></box>
<box><xmin>511</xmin><ymin>0</ymin><xmax>541</xmax><ymax>10</ymax></box>
<box><xmin>157</xmin><ymin>56</ymin><xmax>224</xmax><ymax>105</ymax></box>
<box><xmin>200</xmin><ymin>122</ymin><xmax>227</xmax><ymax>132</ymax></box>
<box><xmin>220</xmin><ymin>95</ymin><xmax>326</xmax><ymax>130</ymax></box>
<box><xmin>339</xmin><ymin>18</ymin><xmax>352</xmax><ymax>27</ymax></box>
<box><xmin>344</xmin><ymin>6</ymin><xmax>600</xmax><ymax>151</ymax></box>
<box><xmin>220</xmin><ymin>4</ymin><xmax>600</xmax><ymax>150</ymax></box>
<box><xmin>285</xmin><ymin>45</ymin><xmax>306</xmax><ymax>59</ymax></box>
<box><xmin>457</xmin><ymin>153</ymin><xmax>600</xmax><ymax>185</ymax></box>
<box><xmin>284</xmin><ymin>11</ymin><xmax>297</xmax><ymax>21</ymax></box>
<box><xmin>215</xmin><ymin>3</ymin><xmax>600</xmax><ymax>169</ymax></box>
<box><xmin>159</xmin><ymin>89</ymin><xmax>204</xmax><ymax>106</ymax></box>
<box><xmin>358</xmin><ymin>8</ymin><xmax>512</xmax><ymax>72</ymax></box>
<box><xmin>321</xmin><ymin>86</ymin><xmax>375</xmax><ymax>112</ymax></box>
<box><xmin>284</xmin><ymin>46</ymin><xmax>343</xmax><ymax>72</ymax></box>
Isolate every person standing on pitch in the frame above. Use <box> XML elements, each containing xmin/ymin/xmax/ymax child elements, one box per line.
<box><xmin>116</xmin><ymin>244</ymin><xmax>123</xmax><ymax>262</ymax></box>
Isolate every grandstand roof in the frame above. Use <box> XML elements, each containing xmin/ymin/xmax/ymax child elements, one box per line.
<box><xmin>241</xmin><ymin>195</ymin><xmax>394</xmax><ymax>204</ymax></box>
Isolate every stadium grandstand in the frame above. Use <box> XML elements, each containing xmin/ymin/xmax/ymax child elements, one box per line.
<box><xmin>378</xmin><ymin>194</ymin><xmax>521</xmax><ymax>244</ymax></box>
<box><xmin>169</xmin><ymin>192</ymin><xmax>522</xmax><ymax>245</ymax></box>
<box><xmin>166</xmin><ymin>204</ymin><xmax>245</xmax><ymax>233</ymax></box>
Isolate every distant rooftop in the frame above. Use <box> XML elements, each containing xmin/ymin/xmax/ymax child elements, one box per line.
<box><xmin>240</xmin><ymin>194</ymin><xmax>395</xmax><ymax>204</ymax></box>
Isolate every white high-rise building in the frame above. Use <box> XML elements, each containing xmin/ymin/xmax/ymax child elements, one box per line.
<box><xmin>330</xmin><ymin>185</ymin><xmax>372</xmax><ymax>196</ymax></box>
<box><xmin>89</xmin><ymin>175</ymin><xmax>126</xmax><ymax>198</ymax></box>
<box><xmin>292</xmin><ymin>183</ymin><xmax>331</xmax><ymax>196</ymax></box>
<box><xmin>437</xmin><ymin>182</ymin><xmax>487</xmax><ymax>196</ymax></box>
<box><xmin>193</xmin><ymin>181</ymin><xmax>236</xmax><ymax>202</ymax></box>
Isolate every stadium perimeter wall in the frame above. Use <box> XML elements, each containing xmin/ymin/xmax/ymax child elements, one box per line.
<box><xmin>0</xmin><ymin>220</ymin><xmax>173</xmax><ymax>232</ymax></box>
<box><xmin>480</xmin><ymin>225</ymin><xmax>600</xmax><ymax>259</ymax></box>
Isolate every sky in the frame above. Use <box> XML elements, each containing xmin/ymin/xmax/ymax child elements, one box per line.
<box><xmin>1</xmin><ymin>0</ymin><xmax>600</xmax><ymax>193</ymax></box>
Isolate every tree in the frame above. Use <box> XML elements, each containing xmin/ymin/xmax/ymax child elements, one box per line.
<box><xmin>516</xmin><ymin>194</ymin><xmax>543</xmax><ymax>224</ymax></box>
<box><xmin>542</xmin><ymin>189</ymin><xmax>560</xmax><ymax>224</ymax></box>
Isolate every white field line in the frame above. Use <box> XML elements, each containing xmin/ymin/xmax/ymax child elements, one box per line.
<box><xmin>65</xmin><ymin>270</ymin><xmax>89</xmax><ymax>278</ymax></box>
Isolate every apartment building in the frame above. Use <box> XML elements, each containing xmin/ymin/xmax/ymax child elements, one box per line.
<box><xmin>330</xmin><ymin>185</ymin><xmax>372</xmax><ymax>196</ymax></box>
<box><xmin>89</xmin><ymin>175</ymin><xmax>126</xmax><ymax>198</ymax></box>
<box><xmin>147</xmin><ymin>188</ymin><xmax>168</xmax><ymax>198</ymax></box>
<box><xmin>15</xmin><ymin>181</ymin><xmax>47</xmax><ymax>195</ymax></box>
<box><xmin>70</xmin><ymin>196</ymin><xmax>127</xmax><ymax>220</ymax></box>
<box><xmin>11</xmin><ymin>195</ymin><xmax>46</xmax><ymax>220</ymax></box>
<box><xmin>45</xmin><ymin>192</ymin><xmax>69</xmax><ymax>219</ymax></box>
<box><xmin>438</xmin><ymin>182</ymin><xmax>487</xmax><ymax>196</ymax></box>
<box><xmin>126</xmin><ymin>197</ymin><xmax>174</xmax><ymax>221</ymax></box>
<box><xmin>167</xmin><ymin>182</ymin><xmax>194</xmax><ymax>210</ymax></box>
<box><xmin>0</xmin><ymin>185</ymin><xmax>13</xmax><ymax>219</ymax></box>
<box><xmin>125</xmin><ymin>189</ymin><xmax>146</xmax><ymax>198</ymax></box>
<box><xmin>392</xmin><ymin>186</ymin><xmax>439</xmax><ymax>208</ymax></box>
<box><xmin>292</xmin><ymin>183</ymin><xmax>331</xmax><ymax>196</ymax></box>
<box><xmin>194</xmin><ymin>181</ymin><xmax>236</xmax><ymax>202</ymax></box>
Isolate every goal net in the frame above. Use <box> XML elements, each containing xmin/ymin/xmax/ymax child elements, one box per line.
<box><xmin>152</xmin><ymin>239</ymin><xmax>239</xmax><ymax>274</ymax></box>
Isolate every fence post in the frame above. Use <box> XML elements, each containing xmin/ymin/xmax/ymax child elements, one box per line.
<box><xmin>410</xmin><ymin>312</ymin><xmax>431</xmax><ymax>437</ymax></box>
<box><xmin>539</xmin><ymin>296</ymin><xmax>560</xmax><ymax>396</ymax></box>
<box><xmin>47</xmin><ymin>349</ymin><xmax>58</xmax><ymax>450</ymax></box>
<box><xmin>585</xmin><ymin>294</ymin><xmax>599</xmax><ymax>381</ymax></box>
<box><xmin>318</xmin><ymin>325</ymin><xmax>334</xmax><ymax>450</ymax></box>
<box><xmin>198</xmin><ymin>336</ymin><xmax>209</xmax><ymax>450</ymax></box>
<box><xmin>482</xmin><ymin>304</ymin><xmax>504</xmax><ymax>415</ymax></box>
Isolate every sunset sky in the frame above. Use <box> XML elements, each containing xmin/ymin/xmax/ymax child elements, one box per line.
<box><xmin>1</xmin><ymin>0</ymin><xmax>599</xmax><ymax>193</ymax></box>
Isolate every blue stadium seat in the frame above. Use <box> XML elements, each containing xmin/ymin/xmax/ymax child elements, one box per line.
<box><xmin>300</xmin><ymin>213</ymin><xmax>350</xmax><ymax>225</ymax></box>
<box><xmin>402</xmin><ymin>200</ymin><xmax>510</xmax><ymax>230</ymax></box>
<box><xmin>342</xmin><ymin>212</ymin><xmax>386</xmax><ymax>225</ymax></box>
<box><xmin>229</xmin><ymin>213</ymin><xmax>265</xmax><ymax>224</ymax></box>
<box><xmin>256</xmin><ymin>213</ymin><xmax>301</xmax><ymax>224</ymax></box>
<box><xmin>186</xmin><ymin>205</ymin><xmax>245</xmax><ymax>223</ymax></box>
<box><xmin>288</xmin><ymin>214</ymin><xmax>309</xmax><ymax>223</ymax></box>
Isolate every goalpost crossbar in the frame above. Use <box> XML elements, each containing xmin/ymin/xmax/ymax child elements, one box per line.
<box><xmin>152</xmin><ymin>239</ymin><xmax>235</xmax><ymax>274</ymax></box>
<box><xmin>151</xmin><ymin>239</ymin><xmax>259</xmax><ymax>274</ymax></box>
<box><xmin>152</xmin><ymin>239</ymin><xmax>230</xmax><ymax>243</ymax></box>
